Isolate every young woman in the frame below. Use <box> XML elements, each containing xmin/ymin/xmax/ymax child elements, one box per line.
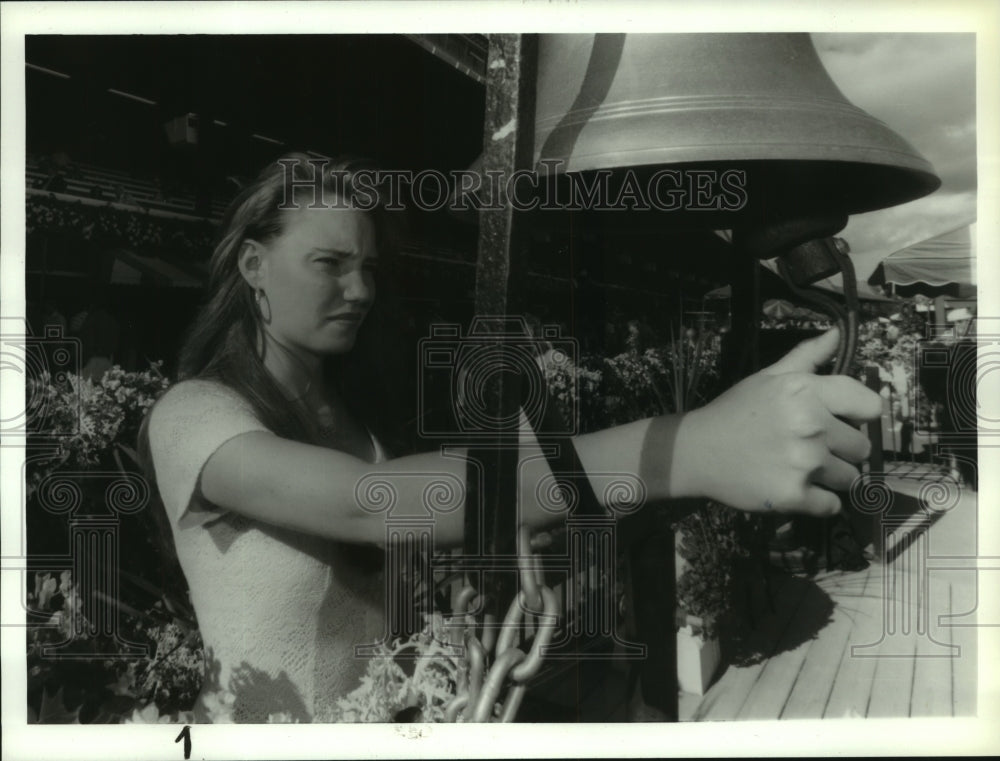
<box><xmin>143</xmin><ymin>153</ymin><xmax>880</xmax><ymax>723</ymax></box>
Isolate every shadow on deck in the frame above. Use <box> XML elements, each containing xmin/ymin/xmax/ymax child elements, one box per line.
<box><xmin>683</xmin><ymin>472</ymin><xmax>979</xmax><ymax>721</ymax></box>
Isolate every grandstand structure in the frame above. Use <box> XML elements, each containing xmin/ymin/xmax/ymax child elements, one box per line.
<box><xmin>24</xmin><ymin>34</ymin><xmax>729</xmax><ymax>376</ymax></box>
<box><xmin>27</xmin><ymin>155</ymin><xmax>230</xmax><ymax>221</ymax></box>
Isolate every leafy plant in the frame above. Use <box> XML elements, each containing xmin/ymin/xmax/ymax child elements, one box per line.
<box><xmin>657</xmin><ymin>320</ymin><xmax>722</xmax><ymax>416</ymax></box>
<box><xmin>852</xmin><ymin>301</ymin><xmax>936</xmax><ymax>431</ymax></box>
<box><xmin>24</xmin><ymin>363</ymin><xmax>204</xmax><ymax>724</ymax></box>
<box><xmin>326</xmin><ymin>614</ymin><xmax>465</xmax><ymax>723</ymax></box>
<box><xmin>541</xmin><ymin>319</ymin><xmax>722</xmax><ymax>432</ymax></box>
<box><xmin>26</xmin><ymin>362</ymin><xmax>170</xmax><ymax>496</ymax></box>
<box><xmin>26</xmin><ymin>567</ymin><xmax>204</xmax><ymax>723</ymax></box>
<box><xmin>673</xmin><ymin>502</ymin><xmax>770</xmax><ymax>640</ymax></box>
<box><xmin>539</xmin><ymin>321</ymin><xmax>758</xmax><ymax>642</ymax></box>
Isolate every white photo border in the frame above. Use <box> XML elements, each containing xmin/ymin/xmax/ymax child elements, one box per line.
<box><xmin>2</xmin><ymin>1</ymin><xmax>998</xmax><ymax>759</ymax></box>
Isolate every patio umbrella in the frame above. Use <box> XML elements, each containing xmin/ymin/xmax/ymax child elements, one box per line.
<box><xmin>763</xmin><ymin>299</ymin><xmax>829</xmax><ymax>322</ymax></box>
<box><xmin>703</xmin><ymin>284</ymin><xmax>732</xmax><ymax>300</ymax></box>
<box><xmin>762</xmin><ymin>299</ymin><xmax>796</xmax><ymax>319</ymax></box>
<box><xmin>109</xmin><ymin>249</ymin><xmax>203</xmax><ymax>288</ymax></box>
<box><xmin>867</xmin><ymin>222</ymin><xmax>976</xmax><ymax>298</ymax></box>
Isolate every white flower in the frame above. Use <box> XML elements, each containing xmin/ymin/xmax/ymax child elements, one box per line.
<box><xmin>123</xmin><ymin>704</ymin><xmax>173</xmax><ymax>724</ymax></box>
<box><xmin>38</xmin><ymin>576</ymin><xmax>58</xmax><ymax>610</ymax></box>
<box><xmin>201</xmin><ymin>689</ymin><xmax>236</xmax><ymax>723</ymax></box>
<box><xmin>266</xmin><ymin>711</ymin><xmax>300</xmax><ymax>724</ymax></box>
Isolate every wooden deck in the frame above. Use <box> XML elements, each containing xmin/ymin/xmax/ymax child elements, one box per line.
<box><xmin>681</xmin><ymin>468</ymin><xmax>979</xmax><ymax>721</ymax></box>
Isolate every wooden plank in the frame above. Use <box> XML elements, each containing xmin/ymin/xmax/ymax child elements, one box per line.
<box><xmin>866</xmin><ymin>633</ymin><xmax>917</xmax><ymax>717</ymax></box>
<box><xmin>780</xmin><ymin>598</ymin><xmax>855</xmax><ymax>719</ymax></box>
<box><xmin>949</xmin><ymin>578</ymin><xmax>978</xmax><ymax>716</ymax></box>
<box><xmin>691</xmin><ymin>650</ymin><xmax>765</xmax><ymax>720</ymax></box>
<box><xmin>910</xmin><ymin>573</ymin><xmax>955</xmax><ymax>717</ymax></box>
<box><xmin>738</xmin><ymin>578</ymin><xmax>835</xmax><ymax>720</ymax></box>
<box><xmin>813</xmin><ymin>571</ymin><xmax>871</xmax><ymax>597</ymax></box>
<box><xmin>823</xmin><ymin>566</ymin><xmax>883</xmax><ymax>718</ymax></box>
<box><xmin>924</xmin><ymin>480</ymin><xmax>978</xmax><ymax>717</ymax></box>
<box><xmin>865</xmin><ymin>538</ymin><xmax>925</xmax><ymax>718</ymax></box>
<box><xmin>689</xmin><ymin>475</ymin><xmax>980</xmax><ymax>723</ymax></box>
<box><xmin>693</xmin><ymin>572</ymin><xmax>811</xmax><ymax>720</ymax></box>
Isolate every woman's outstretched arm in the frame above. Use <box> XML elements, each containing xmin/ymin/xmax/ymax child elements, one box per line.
<box><xmin>196</xmin><ymin>328</ymin><xmax>881</xmax><ymax>546</ymax></box>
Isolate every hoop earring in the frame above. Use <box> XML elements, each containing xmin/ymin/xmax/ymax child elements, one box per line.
<box><xmin>255</xmin><ymin>288</ymin><xmax>272</xmax><ymax>325</ymax></box>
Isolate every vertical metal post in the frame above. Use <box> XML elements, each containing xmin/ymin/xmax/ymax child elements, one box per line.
<box><xmin>723</xmin><ymin>248</ymin><xmax>760</xmax><ymax>383</ymax></box>
<box><xmin>887</xmin><ymin>385</ymin><xmax>898</xmax><ymax>457</ymax></box>
<box><xmin>467</xmin><ymin>34</ymin><xmax>539</xmax><ymax>621</ymax></box>
<box><xmin>864</xmin><ymin>365</ymin><xmax>887</xmax><ymax>560</ymax></box>
<box><xmin>865</xmin><ymin>366</ymin><xmax>885</xmax><ymax>476</ymax></box>
<box><xmin>933</xmin><ymin>295</ymin><xmax>948</xmax><ymax>332</ymax></box>
<box><xmin>629</xmin><ymin>527</ymin><xmax>678</xmax><ymax>720</ymax></box>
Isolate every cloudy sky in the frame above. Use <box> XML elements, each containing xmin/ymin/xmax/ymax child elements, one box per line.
<box><xmin>811</xmin><ymin>33</ymin><xmax>976</xmax><ymax>283</ymax></box>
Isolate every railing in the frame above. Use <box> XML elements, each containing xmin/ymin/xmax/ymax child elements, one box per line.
<box><xmin>27</xmin><ymin>156</ymin><xmax>230</xmax><ymax>220</ymax></box>
<box><xmin>26</xmin><ymin>186</ymin><xmax>213</xmax><ymax>225</ymax></box>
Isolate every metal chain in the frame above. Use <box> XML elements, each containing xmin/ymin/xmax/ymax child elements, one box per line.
<box><xmin>441</xmin><ymin>523</ymin><xmax>558</xmax><ymax>722</ymax></box>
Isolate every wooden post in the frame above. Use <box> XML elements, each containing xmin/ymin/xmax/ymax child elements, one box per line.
<box><xmin>865</xmin><ymin>366</ymin><xmax>885</xmax><ymax>477</ymax></box>
<box><xmin>864</xmin><ymin>365</ymin><xmax>887</xmax><ymax>560</ymax></box>
<box><xmin>467</xmin><ymin>35</ymin><xmax>680</xmax><ymax>721</ymax></box>
<box><xmin>467</xmin><ymin>34</ymin><xmax>539</xmax><ymax>624</ymax></box>
<box><xmin>934</xmin><ymin>295</ymin><xmax>948</xmax><ymax>332</ymax></box>
<box><xmin>629</xmin><ymin>524</ymin><xmax>679</xmax><ymax>720</ymax></box>
<box><xmin>723</xmin><ymin>247</ymin><xmax>760</xmax><ymax>384</ymax></box>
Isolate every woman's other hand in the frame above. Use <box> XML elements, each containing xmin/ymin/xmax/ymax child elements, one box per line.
<box><xmin>674</xmin><ymin>328</ymin><xmax>882</xmax><ymax>516</ymax></box>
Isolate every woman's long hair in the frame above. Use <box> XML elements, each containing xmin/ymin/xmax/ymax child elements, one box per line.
<box><xmin>136</xmin><ymin>152</ymin><xmax>409</xmax><ymax>583</ymax></box>
<box><xmin>181</xmin><ymin>153</ymin><xmax>404</xmax><ymax>444</ymax></box>
<box><xmin>138</xmin><ymin>152</ymin><xmax>411</xmax><ymax>483</ymax></box>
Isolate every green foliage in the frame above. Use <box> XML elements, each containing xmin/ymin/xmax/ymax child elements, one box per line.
<box><xmin>541</xmin><ymin>321</ymin><xmax>723</xmax><ymax>432</ymax></box>
<box><xmin>327</xmin><ymin>614</ymin><xmax>463</xmax><ymax>723</ymax></box>
<box><xmin>26</xmin><ymin>569</ymin><xmax>204</xmax><ymax>723</ymax></box>
<box><xmin>26</xmin><ymin>362</ymin><xmax>170</xmax><ymax>497</ymax></box>
<box><xmin>542</xmin><ymin>322</ymin><xmax>759</xmax><ymax>641</ymax></box>
<box><xmin>852</xmin><ymin>302</ymin><xmax>936</xmax><ymax>430</ymax></box>
<box><xmin>674</xmin><ymin>503</ymin><xmax>771</xmax><ymax>639</ymax></box>
<box><xmin>25</xmin><ymin>363</ymin><xmax>203</xmax><ymax>723</ymax></box>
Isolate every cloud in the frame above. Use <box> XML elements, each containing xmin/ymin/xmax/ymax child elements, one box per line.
<box><xmin>813</xmin><ymin>33</ymin><xmax>976</xmax><ymax>194</ymax></box>
<box><xmin>798</xmin><ymin>33</ymin><xmax>978</xmax><ymax>284</ymax></box>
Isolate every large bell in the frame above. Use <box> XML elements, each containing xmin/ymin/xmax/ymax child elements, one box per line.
<box><xmin>533</xmin><ymin>33</ymin><xmax>940</xmax><ymax>222</ymax></box>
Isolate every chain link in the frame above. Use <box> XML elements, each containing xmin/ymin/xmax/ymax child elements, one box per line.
<box><xmin>510</xmin><ymin>587</ymin><xmax>558</xmax><ymax>683</ymax></box>
<box><xmin>444</xmin><ymin>694</ymin><xmax>469</xmax><ymax>722</ymax></box>
<box><xmin>441</xmin><ymin>522</ymin><xmax>557</xmax><ymax>722</ymax></box>
<box><xmin>471</xmin><ymin>647</ymin><xmax>527</xmax><ymax>721</ymax></box>
<box><xmin>518</xmin><ymin>524</ymin><xmax>544</xmax><ymax>612</ymax></box>
<box><xmin>465</xmin><ymin>630</ymin><xmax>487</xmax><ymax>709</ymax></box>
<box><xmin>498</xmin><ymin>684</ymin><xmax>528</xmax><ymax>722</ymax></box>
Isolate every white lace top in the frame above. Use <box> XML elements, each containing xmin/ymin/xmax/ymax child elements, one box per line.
<box><xmin>147</xmin><ymin>379</ymin><xmax>387</xmax><ymax>723</ymax></box>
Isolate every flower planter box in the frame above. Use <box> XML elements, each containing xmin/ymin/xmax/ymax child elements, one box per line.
<box><xmin>676</xmin><ymin>615</ymin><xmax>722</xmax><ymax>696</ymax></box>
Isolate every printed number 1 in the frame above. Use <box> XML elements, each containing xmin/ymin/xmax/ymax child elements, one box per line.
<box><xmin>175</xmin><ymin>725</ymin><xmax>191</xmax><ymax>759</ymax></box>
